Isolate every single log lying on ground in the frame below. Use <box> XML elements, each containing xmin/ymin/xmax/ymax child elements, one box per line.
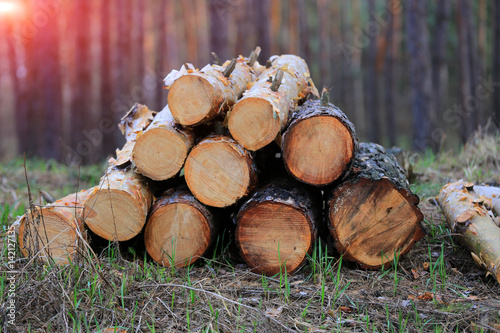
<box><xmin>17</xmin><ymin>187</ymin><xmax>95</xmax><ymax>264</ymax></box>
<box><xmin>83</xmin><ymin>167</ymin><xmax>153</xmax><ymax>241</ymax></box>
<box><xmin>166</xmin><ymin>51</ymin><xmax>259</xmax><ymax>126</ymax></box>
<box><xmin>184</xmin><ymin>135</ymin><xmax>257</xmax><ymax>208</ymax></box>
<box><xmin>228</xmin><ymin>54</ymin><xmax>317</xmax><ymax>151</ymax></box>
<box><xmin>144</xmin><ymin>189</ymin><xmax>215</xmax><ymax>267</ymax></box>
<box><xmin>282</xmin><ymin>91</ymin><xmax>357</xmax><ymax>186</ymax></box>
<box><xmin>438</xmin><ymin>181</ymin><xmax>500</xmax><ymax>282</ymax></box>
<box><xmin>325</xmin><ymin>142</ymin><xmax>424</xmax><ymax>269</ymax></box>
<box><xmin>132</xmin><ymin>105</ymin><xmax>195</xmax><ymax>180</ymax></box>
<box><xmin>235</xmin><ymin>179</ymin><xmax>320</xmax><ymax>275</ymax></box>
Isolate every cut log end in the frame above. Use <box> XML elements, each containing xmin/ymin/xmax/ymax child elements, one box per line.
<box><xmin>283</xmin><ymin>116</ymin><xmax>355</xmax><ymax>186</ymax></box>
<box><xmin>185</xmin><ymin>137</ymin><xmax>254</xmax><ymax>207</ymax></box>
<box><xmin>328</xmin><ymin>178</ymin><xmax>424</xmax><ymax>269</ymax></box>
<box><xmin>18</xmin><ymin>210</ymin><xmax>79</xmax><ymax>264</ymax></box>
<box><xmin>228</xmin><ymin>97</ymin><xmax>280</xmax><ymax>151</ymax></box>
<box><xmin>84</xmin><ymin>189</ymin><xmax>147</xmax><ymax>241</ymax></box>
<box><xmin>145</xmin><ymin>202</ymin><xmax>212</xmax><ymax>267</ymax></box>
<box><xmin>168</xmin><ymin>75</ymin><xmax>217</xmax><ymax>126</ymax></box>
<box><xmin>236</xmin><ymin>202</ymin><xmax>313</xmax><ymax>276</ymax></box>
<box><xmin>133</xmin><ymin>128</ymin><xmax>189</xmax><ymax>180</ymax></box>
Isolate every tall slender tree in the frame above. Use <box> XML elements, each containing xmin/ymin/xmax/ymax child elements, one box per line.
<box><xmin>209</xmin><ymin>0</ymin><xmax>230</xmax><ymax>61</ymax></box>
<box><xmin>494</xmin><ymin>0</ymin><xmax>500</xmax><ymax>127</ymax></box>
<box><xmin>431</xmin><ymin>0</ymin><xmax>450</xmax><ymax>119</ymax></box>
<box><xmin>255</xmin><ymin>0</ymin><xmax>271</xmax><ymax>61</ymax></box>
<box><xmin>365</xmin><ymin>0</ymin><xmax>380</xmax><ymax>143</ymax></box>
<box><xmin>155</xmin><ymin>0</ymin><xmax>167</xmax><ymax>110</ymax></box>
<box><xmin>384</xmin><ymin>0</ymin><xmax>398</xmax><ymax>147</ymax></box>
<box><xmin>133</xmin><ymin>0</ymin><xmax>145</xmax><ymax>101</ymax></box>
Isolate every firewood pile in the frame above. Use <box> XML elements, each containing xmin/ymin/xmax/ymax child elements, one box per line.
<box><xmin>15</xmin><ymin>48</ymin><xmax>427</xmax><ymax>276</ymax></box>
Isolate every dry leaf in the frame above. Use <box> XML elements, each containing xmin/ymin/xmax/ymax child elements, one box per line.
<box><xmin>407</xmin><ymin>295</ymin><xmax>417</xmax><ymax>301</ymax></box>
<box><xmin>423</xmin><ymin>262</ymin><xmax>430</xmax><ymax>271</ymax></box>
<box><xmin>411</xmin><ymin>268</ymin><xmax>421</xmax><ymax>279</ymax></box>
<box><xmin>339</xmin><ymin>306</ymin><xmax>354</xmax><ymax>314</ymax></box>
<box><xmin>418</xmin><ymin>292</ymin><xmax>434</xmax><ymax>301</ymax></box>
<box><xmin>266</xmin><ymin>305</ymin><xmax>284</xmax><ymax>317</ymax></box>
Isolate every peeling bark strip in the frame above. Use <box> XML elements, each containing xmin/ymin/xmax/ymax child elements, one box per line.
<box><xmin>228</xmin><ymin>54</ymin><xmax>318</xmax><ymax>151</ymax></box>
<box><xmin>282</xmin><ymin>97</ymin><xmax>358</xmax><ymax>186</ymax></box>
<box><xmin>83</xmin><ymin>167</ymin><xmax>153</xmax><ymax>241</ymax></box>
<box><xmin>17</xmin><ymin>187</ymin><xmax>96</xmax><ymax>264</ymax></box>
<box><xmin>235</xmin><ymin>179</ymin><xmax>320</xmax><ymax>276</ymax></box>
<box><xmin>438</xmin><ymin>181</ymin><xmax>500</xmax><ymax>282</ymax></box>
<box><xmin>166</xmin><ymin>51</ymin><xmax>260</xmax><ymax>126</ymax></box>
<box><xmin>184</xmin><ymin>135</ymin><xmax>257</xmax><ymax>208</ymax></box>
<box><xmin>326</xmin><ymin>142</ymin><xmax>424</xmax><ymax>269</ymax></box>
<box><xmin>132</xmin><ymin>105</ymin><xmax>195</xmax><ymax>181</ymax></box>
<box><xmin>144</xmin><ymin>190</ymin><xmax>215</xmax><ymax>267</ymax></box>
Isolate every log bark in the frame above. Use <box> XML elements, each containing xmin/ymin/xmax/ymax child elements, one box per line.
<box><xmin>17</xmin><ymin>188</ymin><xmax>95</xmax><ymax>264</ymax></box>
<box><xmin>235</xmin><ymin>179</ymin><xmax>320</xmax><ymax>276</ymax></box>
<box><xmin>325</xmin><ymin>142</ymin><xmax>424</xmax><ymax>269</ymax></box>
<box><xmin>438</xmin><ymin>181</ymin><xmax>500</xmax><ymax>282</ymax></box>
<box><xmin>83</xmin><ymin>167</ymin><xmax>153</xmax><ymax>241</ymax></box>
<box><xmin>282</xmin><ymin>96</ymin><xmax>357</xmax><ymax>186</ymax></box>
<box><xmin>166</xmin><ymin>53</ymin><xmax>259</xmax><ymax>126</ymax></box>
<box><xmin>144</xmin><ymin>189</ymin><xmax>215</xmax><ymax>267</ymax></box>
<box><xmin>132</xmin><ymin>105</ymin><xmax>195</xmax><ymax>181</ymax></box>
<box><xmin>471</xmin><ymin>185</ymin><xmax>500</xmax><ymax>225</ymax></box>
<box><xmin>228</xmin><ymin>54</ymin><xmax>318</xmax><ymax>151</ymax></box>
<box><xmin>184</xmin><ymin>135</ymin><xmax>257</xmax><ymax>208</ymax></box>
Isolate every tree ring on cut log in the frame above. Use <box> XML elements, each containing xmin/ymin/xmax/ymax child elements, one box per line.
<box><xmin>283</xmin><ymin>116</ymin><xmax>355</xmax><ymax>186</ymax></box>
<box><xmin>84</xmin><ymin>189</ymin><xmax>147</xmax><ymax>241</ymax></box>
<box><xmin>185</xmin><ymin>138</ymin><xmax>253</xmax><ymax>207</ymax></box>
<box><xmin>328</xmin><ymin>178</ymin><xmax>423</xmax><ymax>268</ymax></box>
<box><xmin>18</xmin><ymin>209</ymin><xmax>79</xmax><ymax>264</ymax></box>
<box><xmin>168</xmin><ymin>75</ymin><xmax>217</xmax><ymax>126</ymax></box>
<box><xmin>236</xmin><ymin>202</ymin><xmax>314</xmax><ymax>275</ymax></box>
<box><xmin>133</xmin><ymin>128</ymin><xmax>188</xmax><ymax>180</ymax></box>
<box><xmin>145</xmin><ymin>202</ymin><xmax>211</xmax><ymax>267</ymax></box>
<box><xmin>228</xmin><ymin>97</ymin><xmax>280</xmax><ymax>151</ymax></box>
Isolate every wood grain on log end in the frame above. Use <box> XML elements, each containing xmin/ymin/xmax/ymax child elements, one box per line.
<box><xmin>185</xmin><ymin>135</ymin><xmax>256</xmax><ymax>207</ymax></box>
<box><xmin>228</xmin><ymin>97</ymin><xmax>280</xmax><ymax>151</ymax></box>
<box><xmin>145</xmin><ymin>191</ymin><xmax>214</xmax><ymax>267</ymax></box>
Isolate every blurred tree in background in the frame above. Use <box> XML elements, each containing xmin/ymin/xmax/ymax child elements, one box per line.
<box><xmin>0</xmin><ymin>0</ymin><xmax>499</xmax><ymax>164</ymax></box>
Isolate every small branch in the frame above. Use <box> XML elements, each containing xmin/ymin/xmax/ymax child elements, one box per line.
<box><xmin>270</xmin><ymin>70</ymin><xmax>284</xmax><ymax>92</ymax></box>
<box><xmin>223</xmin><ymin>58</ymin><xmax>237</xmax><ymax>77</ymax></box>
<box><xmin>320</xmin><ymin>87</ymin><xmax>330</xmax><ymax>106</ymax></box>
<box><xmin>211</xmin><ymin>52</ymin><xmax>221</xmax><ymax>65</ymax></box>
<box><xmin>40</xmin><ymin>190</ymin><xmax>55</xmax><ymax>204</ymax></box>
<box><xmin>247</xmin><ymin>46</ymin><xmax>261</xmax><ymax>67</ymax></box>
<box><xmin>265</xmin><ymin>60</ymin><xmax>272</xmax><ymax>68</ymax></box>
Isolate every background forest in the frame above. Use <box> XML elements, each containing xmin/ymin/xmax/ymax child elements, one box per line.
<box><xmin>0</xmin><ymin>0</ymin><xmax>499</xmax><ymax>164</ymax></box>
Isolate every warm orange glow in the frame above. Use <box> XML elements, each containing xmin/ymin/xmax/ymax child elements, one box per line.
<box><xmin>0</xmin><ymin>1</ymin><xmax>21</xmax><ymax>15</ymax></box>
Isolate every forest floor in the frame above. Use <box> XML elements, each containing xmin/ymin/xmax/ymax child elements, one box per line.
<box><xmin>1</xmin><ymin>129</ymin><xmax>500</xmax><ymax>332</ymax></box>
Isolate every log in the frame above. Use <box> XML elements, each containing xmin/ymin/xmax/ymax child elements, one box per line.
<box><xmin>83</xmin><ymin>167</ymin><xmax>153</xmax><ymax>241</ymax></box>
<box><xmin>144</xmin><ymin>189</ymin><xmax>215</xmax><ymax>267</ymax></box>
<box><xmin>282</xmin><ymin>92</ymin><xmax>357</xmax><ymax>186</ymax></box>
<box><xmin>132</xmin><ymin>105</ymin><xmax>195</xmax><ymax>181</ymax></box>
<box><xmin>166</xmin><ymin>51</ymin><xmax>259</xmax><ymax>126</ymax></box>
<box><xmin>325</xmin><ymin>142</ymin><xmax>425</xmax><ymax>269</ymax></box>
<box><xmin>228</xmin><ymin>54</ymin><xmax>318</xmax><ymax>151</ymax></box>
<box><xmin>438</xmin><ymin>181</ymin><xmax>500</xmax><ymax>282</ymax></box>
<box><xmin>17</xmin><ymin>187</ymin><xmax>95</xmax><ymax>264</ymax></box>
<box><xmin>235</xmin><ymin>179</ymin><xmax>320</xmax><ymax>275</ymax></box>
<box><xmin>184</xmin><ymin>135</ymin><xmax>257</xmax><ymax>208</ymax></box>
<box><xmin>473</xmin><ymin>185</ymin><xmax>500</xmax><ymax>221</ymax></box>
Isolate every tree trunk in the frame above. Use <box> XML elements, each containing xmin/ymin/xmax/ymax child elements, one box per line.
<box><xmin>282</xmin><ymin>95</ymin><xmax>357</xmax><ymax>186</ymax></box>
<box><xmin>317</xmin><ymin>0</ymin><xmax>330</xmax><ymax>90</ymax></box>
<box><xmin>384</xmin><ymin>0</ymin><xmax>399</xmax><ymax>147</ymax></box>
<box><xmin>83</xmin><ymin>167</ymin><xmax>153</xmax><ymax>241</ymax></box>
<box><xmin>144</xmin><ymin>189</ymin><xmax>216</xmax><ymax>267</ymax></box>
<box><xmin>184</xmin><ymin>135</ymin><xmax>257</xmax><ymax>208</ymax></box>
<box><xmin>167</xmin><ymin>56</ymin><xmax>258</xmax><ymax>126</ymax></box>
<box><xmin>17</xmin><ymin>187</ymin><xmax>96</xmax><ymax>264</ymax></box>
<box><xmin>405</xmin><ymin>0</ymin><xmax>436</xmax><ymax>150</ymax></box>
<box><xmin>133</xmin><ymin>105</ymin><xmax>195</xmax><ymax>181</ymax></box>
<box><xmin>365</xmin><ymin>0</ymin><xmax>380</xmax><ymax>143</ymax></box>
<box><xmin>438</xmin><ymin>181</ymin><xmax>500</xmax><ymax>282</ymax></box>
<box><xmin>325</xmin><ymin>142</ymin><xmax>425</xmax><ymax>269</ymax></box>
<box><xmin>235</xmin><ymin>179</ymin><xmax>320</xmax><ymax>276</ymax></box>
<box><xmin>133</xmin><ymin>0</ymin><xmax>145</xmax><ymax>103</ymax></box>
<box><xmin>209</xmin><ymin>0</ymin><xmax>230</xmax><ymax>61</ymax></box>
<box><xmin>228</xmin><ymin>54</ymin><xmax>317</xmax><ymax>151</ymax></box>
<box><xmin>493</xmin><ymin>0</ymin><xmax>500</xmax><ymax>126</ymax></box>
<box><xmin>255</xmin><ymin>0</ymin><xmax>271</xmax><ymax>61</ymax></box>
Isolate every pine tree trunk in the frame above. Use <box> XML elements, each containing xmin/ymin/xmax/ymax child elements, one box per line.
<box><xmin>365</xmin><ymin>0</ymin><xmax>380</xmax><ymax>143</ymax></box>
<box><xmin>228</xmin><ymin>54</ymin><xmax>317</xmax><ymax>151</ymax></box>
<box><xmin>184</xmin><ymin>135</ymin><xmax>257</xmax><ymax>208</ymax></box>
<box><xmin>438</xmin><ymin>181</ymin><xmax>500</xmax><ymax>282</ymax></box>
<box><xmin>431</xmin><ymin>0</ymin><xmax>450</xmax><ymax>120</ymax></box>
<box><xmin>18</xmin><ymin>188</ymin><xmax>95</xmax><ymax>264</ymax></box>
<box><xmin>282</xmin><ymin>97</ymin><xmax>357</xmax><ymax>186</ymax></box>
<box><xmin>144</xmin><ymin>189</ymin><xmax>215</xmax><ymax>267</ymax></box>
<box><xmin>235</xmin><ymin>179</ymin><xmax>320</xmax><ymax>276</ymax></box>
<box><xmin>494</xmin><ymin>0</ymin><xmax>500</xmax><ymax>126</ymax></box>
<box><xmin>133</xmin><ymin>105</ymin><xmax>195</xmax><ymax>181</ymax></box>
<box><xmin>325</xmin><ymin>142</ymin><xmax>425</xmax><ymax>269</ymax></box>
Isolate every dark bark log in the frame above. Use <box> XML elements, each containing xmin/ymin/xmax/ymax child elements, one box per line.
<box><xmin>235</xmin><ymin>179</ymin><xmax>321</xmax><ymax>275</ymax></box>
<box><xmin>282</xmin><ymin>98</ymin><xmax>358</xmax><ymax>186</ymax></box>
<box><xmin>145</xmin><ymin>189</ymin><xmax>216</xmax><ymax>267</ymax></box>
<box><xmin>326</xmin><ymin>142</ymin><xmax>425</xmax><ymax>269</ymax></box>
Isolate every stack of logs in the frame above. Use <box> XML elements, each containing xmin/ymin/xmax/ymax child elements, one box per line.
<box><xmin>16</xmin><ymin>49</ymin><xmax>426</xmax><ymax>275</ymax></box>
